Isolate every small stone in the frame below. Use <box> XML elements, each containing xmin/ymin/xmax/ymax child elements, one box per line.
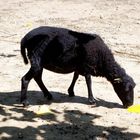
<box><xmin>100</xmin><ymin>15</ymin><xmax>103</xmax><ymax>19</ymax></box>
<box><xmin>102</xmin><ymin>130</ymin><xmax>110</xmax><ymax>137</ymax></box>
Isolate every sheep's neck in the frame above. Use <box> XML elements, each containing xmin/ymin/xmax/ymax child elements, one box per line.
<box><xmin>104</xmin><ymin>60</ymin><xmax>126</xmax><ymax>83</ymax></box>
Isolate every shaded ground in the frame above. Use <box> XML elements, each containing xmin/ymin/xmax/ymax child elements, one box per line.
<box><xmin>0</xmin><ymin>0</ymin><xmax>140</xmax><ymax>139</ymax></box>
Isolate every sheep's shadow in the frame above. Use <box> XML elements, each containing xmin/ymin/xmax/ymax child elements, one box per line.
<box><xmin>0</xmin><ymin>90</ymin><xmax>122</xmax><ymax>108</ymax></box>
<box><xmin>0</xmin><ymin>108</ymin><xmax>140</xmax><ymax>140</ymax></box>
<box><xmin>1</xmin><ymin>91</ymin><xmax>140</xmax><ymax>139</ymax></box>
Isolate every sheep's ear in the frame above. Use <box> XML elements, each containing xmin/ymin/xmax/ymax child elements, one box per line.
<box><xmin>114</xmin><ymin>78</ymin><xmax>122</xmax><ymax>83</ymax></box>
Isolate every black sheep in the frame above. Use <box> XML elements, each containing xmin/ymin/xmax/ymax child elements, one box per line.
<box><xmin>20</xmin><ymin>26</ymin><xmax>135</xmax><ymax>108</ymax></box>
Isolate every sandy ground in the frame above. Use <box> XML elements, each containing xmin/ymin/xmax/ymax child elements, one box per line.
<box><xmin>0</xmin><ymin>0</ymin><xmax>140</xmax><ymax>139</ymax></box>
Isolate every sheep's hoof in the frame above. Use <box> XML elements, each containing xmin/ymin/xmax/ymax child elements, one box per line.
<box><xmin>88</xmin><ymin>98</ymin><xmax>96</xmax><ymax>106</ymax></box>
<box><xmin>69</xmin><ymin>93</ymin><xmax>75</xmax><ymax>97</ymax></box>
<box><xmin>21</xmin><ymin>100</ymin><xmax>29</xmax><ymax>107</ymax></box>
<box><xmin>47</xmin><ymin>94</ymin><xmax>53</xmax><ymax>100</ymax></box>
<box><xmin>68</xmin><ymin>89</ymin><xmax>75</xmax><ymax>97</ymax></box>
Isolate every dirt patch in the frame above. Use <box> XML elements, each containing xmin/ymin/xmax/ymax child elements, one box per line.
<box><xmin>0</xmin><ymin>0</ymin><xmax>140</xmax><ymax>139</ymax></box>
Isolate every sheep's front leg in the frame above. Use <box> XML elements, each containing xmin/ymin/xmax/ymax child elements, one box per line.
<box><xmin>68</xmin><ymin>71</ymin><xmax>79</xmax><ymax>97</ymax></box>
<box><xmin>85</xmin><ymin>74</ymin><xmax>96</xmax><ymax>105</ymax></box>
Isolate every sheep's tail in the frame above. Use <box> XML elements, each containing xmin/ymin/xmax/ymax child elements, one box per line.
<box><xmin>21</xmin><ymin>40</ymin><xmax>28</xmax><ymax>64</ymax></box>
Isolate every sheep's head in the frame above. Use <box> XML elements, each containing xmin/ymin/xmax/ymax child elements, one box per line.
<box><xmin>112</xmin><ymin>75</ymin><xmax>136</xmax><ymax>108</ymax></box>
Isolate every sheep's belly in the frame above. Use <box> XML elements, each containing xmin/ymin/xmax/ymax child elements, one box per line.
<box><xmin>43</xmin><ymin>63</ymin><xmax>76</xmax><ymax>74</ymax></box>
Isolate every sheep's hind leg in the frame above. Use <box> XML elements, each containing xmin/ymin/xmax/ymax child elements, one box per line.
<box><xmin>68</xmin><ymin>71</ymin><xmax>79</xmax><ymax>97</ymax></box>
<box><xmin>34</xmin><ymin>69</ymin><xmax>52</xmax><ymax>100</ymax></box>
<box><xmin>85</xmin><ymin>74</ymin><xmax>96</xmax><ymax>106</ymax></box>
<box><xmin>21</xmin><ymin>68</ymin><xmax>34</xmax><ymax>107</ymax></box>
